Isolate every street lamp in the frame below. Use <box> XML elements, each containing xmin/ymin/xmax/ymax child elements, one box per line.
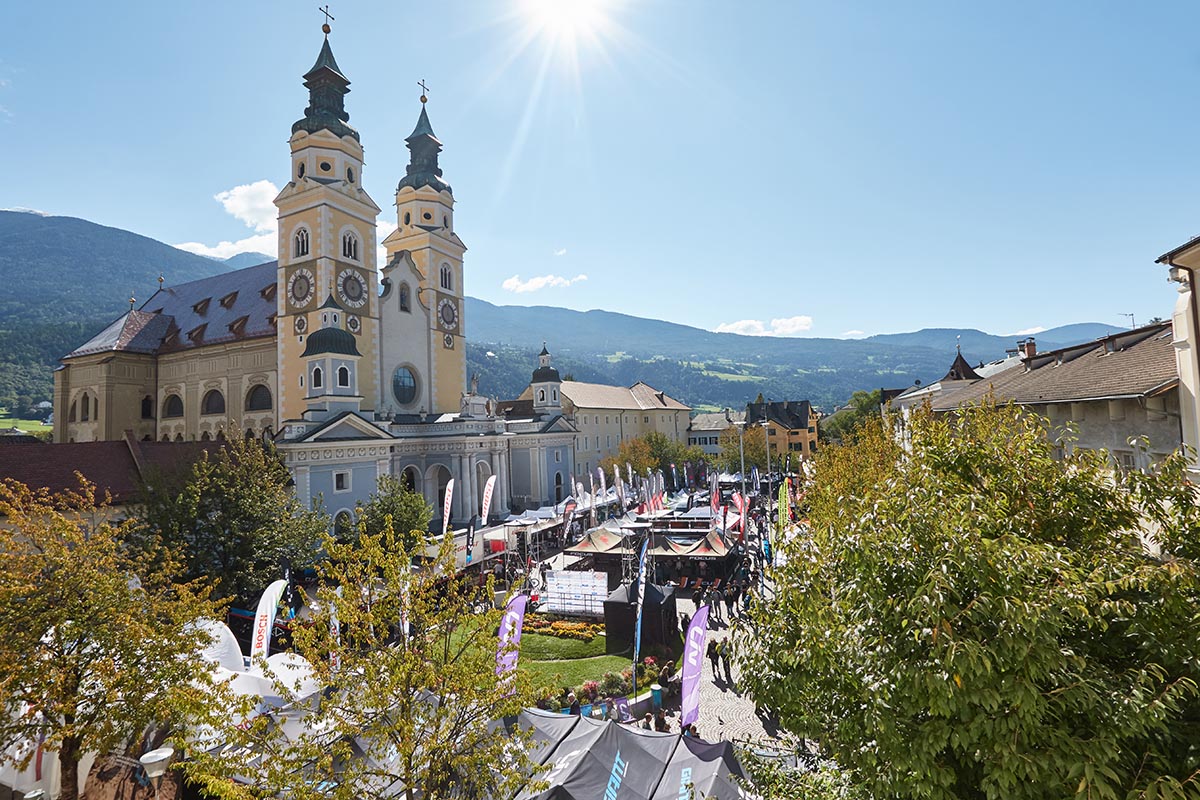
<box><xmin>733</xmin><ymin>420</ymin><xmax>747</xmax><ymax>512</ymax></box>
<box><xmin>140</xmin><ymin>746</ymin><xmax>175</xmax><ymax>799</ymax></box>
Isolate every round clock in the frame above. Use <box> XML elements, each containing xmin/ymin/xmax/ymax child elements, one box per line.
<box><xmin>288</xmin><ymin>268</ymin><xmax>314</xmax><ymax>308</ymax></box>
<box><xmin>338</xmin><ymin>269</ymin><xmax>367</xmax><ymax>308</ymax></box>
<box><xmin>443</xmin><ymin>333</ymin><xmax>454</xmax><ymax>349</ymax></box>
<box><xmin>347</xmin><ymin>315</ymin><xmax>361</xmax><ymax>334</ymax></box>
<box><xmin>438</xmin><ymin>298</ymin><xmax>459</xmax><ymax>330</ymax></box>
<box><xmin>294</xmin><ymin>316</ymin><xmax>307</xmax><ymax>335</ymax></box>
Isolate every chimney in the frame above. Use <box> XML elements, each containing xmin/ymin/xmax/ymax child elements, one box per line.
<box><xmin>1019</xmin><ymin>337</ymin><xmax>1037</xmax><ymax>359</ymax></box>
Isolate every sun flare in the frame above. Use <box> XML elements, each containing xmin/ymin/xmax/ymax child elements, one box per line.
<box><xmin>521</xmin><ymin>0</ymin><xmax>612</xmax><ymax>44</ymax></box>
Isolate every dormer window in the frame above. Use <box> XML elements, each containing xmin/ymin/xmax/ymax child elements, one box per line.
<box><xmin>192</xmin><ymin>298</ymin><xmax>210</xmax><ymax>316</ymax></box>
<box><xmin>342</xmin><ymin>232</ymin><xmax>359</xmax><ymax>261</ymax></box>
<box><xmin>219</xmin><ymin>291</ymin><xmax>238</xmax><ymax>309</ymax></box>
<box><xmin>294</xmin><ymin>228</ymin><xmax>310</xmax><ymax>258</ymax></box>
<box><xmin>186</xmin><ymin>323</ymin><xmax>207</xmax><ymax>343</ymax></box>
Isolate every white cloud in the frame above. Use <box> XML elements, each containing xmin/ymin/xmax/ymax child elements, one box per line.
<box><xmin>174</xmin><ymin>180</ymin><xmax>280</xmax><ymax>259</ymax></box>
<box><xmin>502</xmin><ymin>273</ymin><xmax>588</xmax><ymax>293</ymax></box>
<box><xmin>714</xmin><ymin>315</ymin><xmax>815</xmax><ymax>337</ymax></box>
<box><xmin>1003</xmin><ymin>325</ymin><xmax>1046</xmax><ymax>337</ymax></box>
<box><xmin>553</xmin><ymin>248</ymin><xmax>568</xmax><ymax>256</ymax></box>
<box><xmin>841</xmin><ymin>329</ymin><xmax>867</xmax><ymax>338</ymax></box>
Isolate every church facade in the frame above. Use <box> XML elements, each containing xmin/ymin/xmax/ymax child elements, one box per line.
<box><xmin>51</xmin><ymin>29</ymin><xmax>575</xmax><ymax>529</ymax></box>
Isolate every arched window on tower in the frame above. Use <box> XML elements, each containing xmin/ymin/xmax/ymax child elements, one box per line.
<box><xmin>294</xmin><ymin>228</ymin><xmax>310</xmax><ymax>258</ymax></box>
<box><xmin>312</xmin><ymin>366</ymin><xmax>324</xmax><ymax>389</ymax></box>
<box><xmin>399</xmin><ymin>283</ymin><xmax>411</xmax><ymax>312</ymax></box>
<box><xmin>337</xmin><ymin>366</ymin><xmax>350</xmax><ymax>388</ymax></box>
<box><xmin>440</xmin><ymin>264</ymin><xmax>453</xmax><ymax>291</ymax></box>
<box><xmin>80</xmin><ymin>393</ymin><xmax>91</xmax><ymax>422</ymax></box>
<box><xmin>69</xmin><ymin>400</ymin><xmax>77</xmax><ymax>423</ymax></box>
<box><xmin>342</xmin><ymin>232</ymin><xmax>359</xmax><ymax>261</ymax></box>
<box><xmin>141</xmin><ymin>395</ymin><xmax>154</xmax><ymax>420</ymax></box>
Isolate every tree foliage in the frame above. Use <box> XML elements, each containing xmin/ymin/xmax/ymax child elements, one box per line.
<box><xmin>740</xmin><ymin>404</ymin><xmax>1200</xmax><ymax>800</ymax></box>
<box><xmin>817</xmin><ymin>388</ymin><xmax>882</xmax><ymax>443</ymax></box>
<box><xmin>351</xmin><ymin>474</ymin><xmax>433</xmax><ymax>548</ymax></box>
<box><xmin>133</xmin><ymin>437</ymin><xmax>328</xmax><ymax>609</ymax></box>
<box><xmin>600</xmin><ymin>431</ymin><xmax>708</xmax><ymax>485</ymax></box>
<box><xmin>0</xmin><ymin>479</ymin><xmax>229</xmax><ymax>800</ymax></box>
<box><xmin>718</xmin><ymin>423</ymin><xmax>768</xmax><ymax>473</ymax></box>
<box><xmin>184</xmin><ymin>527</ymin><xmax>550</xmax><ymax>800</ymax></box>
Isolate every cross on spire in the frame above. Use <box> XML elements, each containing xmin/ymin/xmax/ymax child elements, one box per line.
<box><xmin>319</xmin><ymin>4</ymin><xmax>334</xmax><ymax>33</ymax></box>
<box><xmin>418</xmin><ymin>79</ymin><xmax>429</xmax><ymax>104</ymax></box>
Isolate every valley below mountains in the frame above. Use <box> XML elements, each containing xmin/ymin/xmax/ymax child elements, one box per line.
<box><xmin>0</xmin><ymin>210</ymin><xmax>1124</xmax><ymax>413</ymax></box>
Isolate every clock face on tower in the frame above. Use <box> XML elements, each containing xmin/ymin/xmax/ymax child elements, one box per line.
<box><xmin>288</xmin><ymin>268</ymin><xmax>315</xmax><ymax>308</ymax></box>
<box><xmin>337</xmin><ymin>269</ymin><xmax>368</xmax><ymax>309</ymax></box>
<box><xmin>438</xmin><ymin>297</ymin><xmax>459</xmax><ymax>331</ymax></box>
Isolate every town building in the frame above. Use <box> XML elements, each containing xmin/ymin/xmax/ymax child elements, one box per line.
<box><xmin>894</xmin><ymin>325</ymin><xmax>1181</xmax><ymax>471</ymax></box>
<box><xmin>1156</xmin><ymin>237</ymin><xmax>1200</xmax><ymax>468</ymax></box>
<box><xmin>49</xmin><ymin>26</ymin><xmax>572</xmax><ymax>526</ymax></box>
<box><xmin>747</xmin><ymin>400</ymin><xmax>819</xmax><ymax>463</ymax></box>
<box><xmin>515</xmin><ymin>375</ymin><xmax>689</xmax><ymax>477</ymax></box>
<box><xmin>686</xmin><ymin>409</ymin><xmax>745</xmax><ymax>457</ymax></box>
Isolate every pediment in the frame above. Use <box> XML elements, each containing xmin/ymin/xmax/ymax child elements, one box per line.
<box><xmin>300</xmin><ymin>412</ymin><xmax>394</xmax><ymax>443</ymax></box>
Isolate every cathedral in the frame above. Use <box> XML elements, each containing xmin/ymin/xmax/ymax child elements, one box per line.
<box><xmin>51</xmin><ymin>26</ymin><xmax>577</xmax><ymax>529</ymax></box>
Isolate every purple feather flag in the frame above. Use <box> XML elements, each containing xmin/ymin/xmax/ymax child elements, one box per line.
<box><xmin>680</xmin><ymin>604</ymin><xmax>710</xmax><ymax>727</ymax></box>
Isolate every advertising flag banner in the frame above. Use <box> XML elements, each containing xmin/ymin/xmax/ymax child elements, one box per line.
<box><xmin>670</xmin><ymin>463</ymin><xmax>678</xmax><ymax>490</ymax></box>
<box><xmin>710</xmin><ymin>472</ymin><xmax>720</xmax><ymax>514</ymax></box>
<box><xmin>250</xmin><ymin>579</ymin><xmax>289</xmax><ymax>661</ymax></box>
<box><xmin>626</xmin><ymin>462</ymin><xmax>634</xmax><ymax>488</ymax></box>
<box><xmin>614</xmin><ymin>465</ymin><xmax>624</xmax><ymax>505</ymax></box>
<box><xmin>680</xmin><ymin>603</ymin><xmax>711</xmax><ymax>727</ymax></box>
<box><xmin>598</xmin><ymin>467</ymin><xmax>607</xmax><ymax>503</ymax></box>
<box><xmin>778</xmin><ymin>479</ymin><xmax>788</xmax><ymax>539</ymax></box>
<box><xmin>441</xmin><ymin>478</ymin><xmax>455</xmax><ymax>537</ymax></box>
<box><xmin>496</xmin><ymin>594</ymin><xmax>530</xmax><ymax>676</ymax></box>
<box><xmin>466</xmin><ymin>515</ymin><xmax>477</xmax><ymax>565</ymax></box>
<box><xmin>751</xmin><ymin>465</ymin><xmax>760</xmax><ymax>490</ymax></box>
<box><xmin>480</xmin><ymin>474</ymin><xmax>497</xmax><ymax>521</ymax></box>
<box><xmin>633</xmin><ymin>539</ymin><xmax>650</xmax><ymax>666</ymax></box>
<box><xmin>330</xmin><ymin>586</ymin><xmax>343</xmax><ymax>672</ymax></box>
<box><xmin>588</xmin><ymin>471</ymin><xmax>597</xmax><ymax>526</ymax></box>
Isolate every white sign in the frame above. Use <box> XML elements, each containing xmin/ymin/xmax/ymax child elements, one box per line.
<box><xmin>544</xmin><ymin>570</ymin><xmax>609</xmax><ymax>615</ymax></box>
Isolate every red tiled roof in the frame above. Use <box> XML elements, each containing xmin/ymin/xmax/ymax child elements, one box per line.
<box><xmin>0</xmin><ymin>437</ymin><xmax>220</xmax><ymax>506</ymax></box>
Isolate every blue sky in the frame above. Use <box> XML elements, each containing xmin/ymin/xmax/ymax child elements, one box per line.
<box><xmin>3</xmin><ymin>0</ymin><xmax>1198</xmax><ymax>339</ymax></box>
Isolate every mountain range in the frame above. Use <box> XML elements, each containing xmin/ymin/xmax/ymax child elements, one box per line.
<box><xmin>0</xmin><ymin>209</ymin><xmax>1130</xmax><ymax>412</ymax></box>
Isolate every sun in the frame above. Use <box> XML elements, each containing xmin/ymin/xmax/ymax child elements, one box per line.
<box><xmin>520</xmin><ymin>0</ymin><xmax>613</xmax><ymax>45</ymax></box>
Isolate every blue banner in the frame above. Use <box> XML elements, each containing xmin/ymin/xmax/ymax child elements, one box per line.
<box><xmin>633</xmin><ymin>539</ymin><xmax>650</xmax><ymax>666</ymax></box>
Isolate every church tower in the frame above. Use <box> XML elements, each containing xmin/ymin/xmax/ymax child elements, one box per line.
<box><xmin>275</xmin><ymin>24</ymin><xmax>381</xmax><ymax>424</ymax></box>
<box><xmin>380</xmin><ymin>93</ymin><xmax>467</xmax><ymax>414</ymax></box>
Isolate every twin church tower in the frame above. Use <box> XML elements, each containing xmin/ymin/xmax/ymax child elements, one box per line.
<box><xmin>276</xmin><ymin>30</ymin><xmax>466</xmax><ymax>422</ymax></box>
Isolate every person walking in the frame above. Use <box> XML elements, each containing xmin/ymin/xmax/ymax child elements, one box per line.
<box><xmin>710</xmin><ymin>585</ymin><xmax>725</xmax><ymax>623</ymax></box>
<box><xmin>725</xmin><ymin>586</ymin><xmax>738</xmax><ymax>619</ymax></box>
<box><xmin>718</xmin><ymin>639</ymin><xmax>735</xmax><ymax>685</ymax></box>
<box><xmin>706</xmin><ymin>638</ymin><xmax>720</xmax><ymax>677</ymax></box>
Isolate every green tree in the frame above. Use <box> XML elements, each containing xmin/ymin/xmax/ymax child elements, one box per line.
<box><xmin>351</xmin><ymin>474</ymin><xmax>433</xmax><ymax>548</ymax></box>
<box><xmin>0</xmin><ymin>479</ymin><xmax>233</xmax><ymax>800</ymax></box>
<box><xmin>184</xmin><ymin>527</ymin><xmax>550</xmax><ymax>800</ymax></box>
<box><xmin>740</xmin><ymin>405</ymin><xmax>1200</xmax><ymax>800</ymax></box>
<box><xmin>718</xmin><ymin>423</ymin><xmax>767</xmax><ymax>473</ymax></box>
<box><xmin>817</xmin><ymin>388</ymin><xmax>881</xmax><ymax>443</ymax></box>
<box><xmin>601</xmin><ymin>432</ymin><xmax>709</xmax><ymax>486</ymax></box>
<box><xmin>134</xmin><ymin>437</ymin><xmax>328</xmax><ymax>608</ymax></box>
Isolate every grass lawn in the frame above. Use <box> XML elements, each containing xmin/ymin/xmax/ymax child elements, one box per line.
<box><xmin>523</xmin><ymin>654</ymin><xmax>634</xmax><ymax>692</ymax></box>
<box><xmin>0</xmin><ymin>412</ymin><xmax>52</xmax><ymax>433</ymax></box>
<box><xmin>519</xmin><ymin>631</ymin><xmax>607</xmax><ymax>661</ymax></box>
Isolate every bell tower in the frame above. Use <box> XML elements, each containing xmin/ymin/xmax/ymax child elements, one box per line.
<box><xmin>274</xmin><ymin>23</ymin><xmax>381</xmax><ymax>424</ymax></box>
<box><xmin>381</xmin><ymin>91</ymin><xmax>467</xmax><ymax>415</ymax></box>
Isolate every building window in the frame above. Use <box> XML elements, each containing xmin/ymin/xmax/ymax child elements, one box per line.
<box><xmin>392</xmin><ymin>366</ymin><xmax>417</xmax><ymax>405</ymax></box>
<box><xmin>606</xmin><ymin>435</ymin><xmax>612</xmax><ymax>448</ymax></box>
<box><xmin>162</xmin><ymin>394</ymin><xmax>184</xmax><ymax>419</ymax></box>
<box><xmin>334</xmin><ymin>471</ymin><xmax>350</xmax><ymax>492</ymax></box>
<box><xmin>201</xmin><ymin>390</ymin><xmax>226</xmax><ymax>416</ymax></box>
<box><xmin>399</xmin><ymin>283</ymin><xmax>411</xmax><ymax>312</ymax></box>
<box><xmin>538</xmin><ymin>389</ymin><xmax>546</xmax><ymax>402</ymax></box>
<box><xmin>404</xmin><ymin>212</ymin><xmax>411</xmax><ymax>225</ymax></box>
<box><xmin>69</xmin><ymin>400</ymin><xmax>77</xmax><ymax>423</ymax></box>
<box><xmin>553</xmin><ymin>389</ymin><xmax>558</xmax><ymax>402</ymax></box>
<box><xmin>334</xmin><ymin>510</ymin><xmax>353</xmax><ymax>538</ymax></box>
<box><xmin>79</xmin><ymin>393</ymin><xmax>90</xmax><ymax>422</ymax></box>
<box><xmin>141</xmin><ymin>395</ymin><xmax>154</xmax><ymax>420</ymax></box>
<box><xmin>337</xmin><ymin>365</ymin><xmax>351</xmax><ymax>388</ymax></box>
<box><xmin>245</xmin><ymin>384</ymin><xmax>272</xmax><ymax>411</ymax></box>
<box><xmin>313</xmin><ymin>366</ymin><xmax>324</xmax><ymax>389</ymax></box>
<box><xmin>346</xmin><ymin>166</ymin><xmax>355</xmax><ymax>183</ymax></box>
<box><xmin>555</xmin><ymin>450</ymin><xmax>562</xmax><ymax>463</ymax></box>
<box><xmin>440</xmin><ymin>264</ymin><xmax>453</xmax><ymax>291</ymax></box>
<box><xmin>341</xmin><ymin>232</ymin><xmax>359</xmax><ymax>261</ymax></box>
<box><xmin>294</xmin><ymin>227</ymin><xmax>310</xmax><ymax>257</ymax></box>
<box><xmin>583</xmin><ymin>436</ymin><xmax>588</xmax><ymax>450</ymax></box>
<box><xmin>643</xmin><ymin>416</ymin><xmax>649</xmax><ymax>423</ymax></box>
